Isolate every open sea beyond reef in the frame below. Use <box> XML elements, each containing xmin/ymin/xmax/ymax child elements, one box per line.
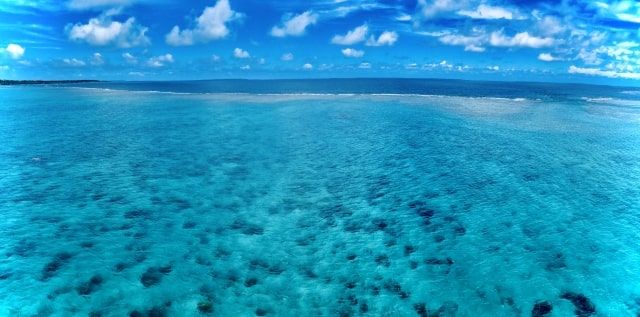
<box><xmin>1</xmin><ymin>79</ymin><xmax>640</xmax><ymax>317</ymax></box>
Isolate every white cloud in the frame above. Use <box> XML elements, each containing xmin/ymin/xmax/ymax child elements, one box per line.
<box><xmin>358</xmin><ymin>62</ymin><xmax>371</xmax><ymax>69</ymax></box>
<box><xmin>63</xmin><ymin>58</ymin><xmax>86</xmax><ymax>67</ymax></box>
<box><xmin>405</xmin><ymin>63</ymin><xmax>418</xmax><ymax>70</ymax></box>
<box><xmin>366</xmin><ymin>31</ymin><xmax>398</xmax><ymax>46</ymax></box>
<box><xmin>538</xmin><ymin>53</ymin><xmax>558</xmax><ymax>62</ymax></box>
<box><xmin>0</xmin><ymin>65</ymin><xmax>10</xmax><ymax>72</ymax></box>
<box><xmin>489</xmin><ymin>31</ymin><xmax>554</xmax><ymax>48</ymax></box>
<box><xmin>258</xmin><ymin>58</ymin><xmax>265</xmax><ymax>64</ymax></box>
<box><xmin>233</xmin><ymin>48</ymin><xmax>250</xmax><ymax>59</ymax></box>
<box><xmin>67</xmin><ymin>16</ymin><xmax>149</xmax><ymax>48</ymax></box>
<box><xmin>302</xmin><ymin>63</ymin><xmax>313</xmax><ymax>70</ymax></box>
<box><xmin>536</xmin><ymin>16</ymin><xmax>565</xmax><ymax>36</ymax></box>
<box><xmin>487</xmin><ymin>65</ymin><xmax>500</xmax><ymax>71</ymax></box>
<box><xmin>270</xmin><ymin>11</ymin><xmax>318</xmax><ymax>37</ymax></box>
<box><xmin>67</xmin><ymin>0</ymin><xmax>132</xmax><ymax>10</ymax></box>
<box><xmin>2</xmin><ymin>43</ymin><xmax>25</xmax><ymax>59</ymax></box>
<box><xmin>438</xmin><ymin>33</ymin><xmax>485</xmax><ymax>52</ymax></box>
<box><xmin>240</xmin><ymin>65</ymin><xmax>250</xmax><ymax>70</ymax></box>
<box><xmin>418</xmin><ymin>0</ymin><xmax>464</xmax><ymax>17</ymax></box>
<box><xmin>568</xmin><ymin>65</ymin><xmax>640</xmax><ymax>80</ymax></box>
<box><xmin>341</xmin><ymin>48</ymin><xmax>364</xmax><ymax>58</ymax></box>
<box><xmin>165</xmin><ymin>0</ymin><xmax>242</xmax><ymax>46</ymax></box>
<box><xmin>212</xmin><ymin>54</ymin><xmax>221</xmax><ymax>62</ymax></box>
<box><xmin>457</xmin><ymin>5</ymin><xmax>521</xmax><ymax>20</ymax></box>
<box><xmin>90</xmin><ymin>52</ymin><xmax>104</xmax><ymax>65</ymax></box>
<box><xmin>281</xmin><ymin>52</ymin><xmax>294</xmax><ymax>61</ymax></box>
<box><xmin>122</xmin><ymin>52</ymin><xmax>137</xmax><ymax>64</ymax></box>
<box><xmin>147</xmin><ymin>54</ymin><xmax>173</xmax><ymax>67</ymax></box>
<box><xmin>395</xmin><ymin>14</ymin><xmax>412</xmax><ymax>22</ymax></box>
<box><xmin>331</xmin><ymin>24</ymin><xmax>368</xmax><ymax>45</ymax></box>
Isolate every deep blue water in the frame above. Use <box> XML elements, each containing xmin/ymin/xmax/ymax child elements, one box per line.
<box><xmin>1</xmin><ymin>79</ymin><xmax>640</xmax><ymax>316</ymax></box>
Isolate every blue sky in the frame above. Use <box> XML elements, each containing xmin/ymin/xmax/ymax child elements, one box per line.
<box><xmin>0</xmin><ymin>0</ymin><xmax>639</xmax><ymax>84</ymax></box>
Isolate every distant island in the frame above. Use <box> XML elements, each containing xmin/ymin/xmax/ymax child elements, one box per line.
<box><xmin>0</xmin><ymin>80</ymin><xmax>100</xmax><ymax>85</ymax></box>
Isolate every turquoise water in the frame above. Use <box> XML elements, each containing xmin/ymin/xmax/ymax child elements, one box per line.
<box><xmin>1</xmin><ymin>80</ymin><xmax>640</xmax><ymax>316</ymax></box>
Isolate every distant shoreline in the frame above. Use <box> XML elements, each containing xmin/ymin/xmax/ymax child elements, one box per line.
<box><xmin>0</xmin><ymin>80</ymin><xmax>100</xmax><ymax>86</ymax></box>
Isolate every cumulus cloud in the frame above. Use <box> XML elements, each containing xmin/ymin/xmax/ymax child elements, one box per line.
<box><xmin>457</xmin><ymin>5</ymin><xmax>522</xmax><ymax>20</ymax></box>
<box><xmin>0</xmin><ymin>65</ymin><xmax>9</xmax><ymax>72</ymax></box>
<box><xmin>240</xmin><ymin>65</ymin><xmax>250</xmax><ymax>70</ymax></box>
<box><xmin>358</xmin><ymin>62</ymin><xmax>371</xmax><ymax>69</ymax></box>
<box><xmin>438</xmin><ymin>33</ymin><xmax>485</xmax><ymax>52</ymax></box>
<box><xmin>67</xmin><ymin>16</ymin><xmax>150</xmax><ymax>48</ymax></box>
<box><xmin>536</xmin><ymin>16</ymin><xmax>565</xmax><ymax>36</ymax></box>
<box><xmin>538</xmin><ymin>53</ymin><xmax>558</xmax><ymax>62</ymax></box>
<box><xmin>281</xmin><ymin>52</ymin><xmax>294</xmax><ymax>61</ymax></box>
<box><xmin>2</xmin><ymin>44</ymin><xmax>25</xmax><ymax>59</ymax></box>
<box><xmin>366</xmin><ymin>31</ymin><xmax>398</xmax><ymax>46</ymax></box>
<box><xmin>302</xmin><ymin>63</ymin><xmax>313</xmax><ymax>70</ymax></box>
<box><xmin>147</xmin><ymin>54</ymin><xmax>173</xmax><ymax>67</ymax></box>
<box><xmin>63</xmin><ymin>58</ymin><xmax>86</xmax><ymax>67</ymax></box>
<box><xmin>90</xmin><ymin>52</ymin><xmax>104</xmax><ymax>65</ymax></box>
<box><xmin>418</xmin><ymin>0</ymin><xmax>464</xmax><ymax>18</ymax></box>
<box><xmin>341</xmin><ymin>48</ymin><xmax>364</xmax><ymax>58</ymax></box>
<box><xmin>233</xmin><ymin>48</ymin><xmax>250</xmax><ymax>59</ymax></box>
<box><xmin>122</xmin><ymin>52</ymin><xmax>137</xmax><ymax>64</ymax></box>
<box><xmin>166</xmin><ymin>0</ymin><xmax>242</xmax><ymax>46</ymax></box>
<box><xmin>270</xmin><ymin>11</ymin><xmax>318</xmax><ymax>37</ymax></box>
<box><xmin>331</xmin><ymin>24</ymin><xmax>368</xmax><ymax>45</ymax></box>
<box><xmin>489</xmin><ymin>31</ymin><xmax>554</xmax><ymax>48</ymax></box>
<box><xmin>569</xmin><ymin>65</ymin><xmax>640</xmax><ymax>80</ymax></box>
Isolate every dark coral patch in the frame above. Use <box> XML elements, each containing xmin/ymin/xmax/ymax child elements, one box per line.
<box><xmin>425</xmin><ymin>257</ymin><xmax>454</xmax><ymax>265</ymax></box>
<box><xmin>77</xmin><ymin>274</ymin><xmax>104</xmax><ymax>295</ymax></box>
<box><xmin>197</xmin><ymin>300</ymin><xmax>214</xmax><ymax>314</ymax></box>
<box><xmin>140</xmin><ymin>265</ymin><xmax>172</xmax><ymax>287</ymax></box>
<box><xmin>561</xmin><ymin>292</ymin><xmax>595</xmax><ymax>316</ymax></box>
<box><xmin>413</xmin><ymin>303</ymin><xmax>428</xmax><ymax>317</ymax></box>
<box><xmin>41</xmin><ymin>252</ymin><xmax>73</xmax><ymax>281</ymax></box>
<box><xmin>244</xmin><ymin>277</ymin><xmax>258</xmax><ymax>287</ymax></box>
<box><xmin>531</xmin><ymin>301</ymin><xmax>553</xmax><ymax>317</ymax></box>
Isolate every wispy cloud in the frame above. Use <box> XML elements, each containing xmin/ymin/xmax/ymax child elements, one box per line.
<box><xmin>271</xmin><ymin>11</ymin><xmax>318</xmax><ymax>37</ymax></box>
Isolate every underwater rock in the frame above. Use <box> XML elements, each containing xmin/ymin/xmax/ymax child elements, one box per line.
<box><xmin>425</xmin><ymin>257</ymin><xmax>454</xmax><ymax>265</ymax></box>
<box><xmin>346</xmin><ymin>254</ymin><xmax>357</xmax><ymax>261</ymax></box>
<box><xmin>404</xmin><ymin>245</ymin><xmax>416</xmax><ymax>256</ymax></box>
<box><xmin>77</xmin><ymin>274</ymin><xmax>104</xmax><ymax>295</ymax></box>
<box><xmin>41</xmin><ymin>252</ymin><xmax>73</xmax><ymax>280</ymax></box>
<box><xmin>453</xmin><ymin>224</ymin><xmax>466</xmax><ymax>236</ymax></box>
<box><xmin>124</xmin><ymin>209</ymin><xmax>150</xmax><ymax>219</ymax></box>
<box><xmin>140</xmin><ymin>265</ymin><xmax>172</xmax><ymax>287</ymax></box>
<box><xmin>244</xmin><ymin>277</ymin><xmax>258</xmax><ymax>287</ymax></box>
<box><xmin>409</xmin><ymin>261</ymin><xmax>419</xmax><ymax>270</ymax></box>
<box><xmin>560</xmin><ymin>292</ymin><xmax>596</xmax><ymax>316</ymax></box>
<box><xmin>413</xmin><ymin>303</ymin><xmax>428</xmax><ymax>317</ymax></box>
<box><xmin>436</xmin><ymin>301</ymin><xmax>459</xmax><ymax>316</ymax></box>
<box><xmin>197</xmin><ymin>300</ymin><xmax>214</xmax><ymax>314</ymax></box>
<box><xmin>372</xmin><ymin>218</ymin><xmax>388</xmax><ymax>231</ymax></box>
<box><xmin>434</xmin><ymin>235</ymin><xmax>446</xmax><ymax>243</ymax></box>
<box><xmin>359</xmin><ymin>302</ymin><xmax>368</xmax><ymax>313</ymax></box>
<box><xmin>383</xmin><ymin>280</ymin><xmax>410</xmax><ymax>299</ymax></box>
<box><xmin>255</xmin><ymin>308</ymin><xmax>268</xmax><ymax>316</ymax></box>
<box><xmin>182</xmin><ymin>221</ymin><xmax>197</xmax><ymax>229</ymax></box>
<box><xmin>545</xmin><ymin>253</ymin><xmax>567</xmax><ymax>271</ymax></box>
<box><xmin>531</xmin><ymin>301</ymin><xmax>553</xmax><ymax>317</ymax></box>
<box><xmin>375</xmin><ymin>254</ymin><xmax>391</xmax><ymax>267</ymax></box>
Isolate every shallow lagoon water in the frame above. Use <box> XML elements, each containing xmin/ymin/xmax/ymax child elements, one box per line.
<box><xmin>1</xmin><ymin>82</ymin><xmax>640</xmax><ymax>316</ymax></box>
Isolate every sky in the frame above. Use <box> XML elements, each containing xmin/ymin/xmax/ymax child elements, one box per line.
<box><xmin>0</xmin><ymin>0</ymin><xmax>640</xmax><ymax>85</ymax></box>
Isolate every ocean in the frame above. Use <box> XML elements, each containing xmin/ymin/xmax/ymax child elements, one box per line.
<box><xmin>1</xmin><ymin>79</ymin><xmax>639</xmax><ymax>316</ymax></box>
